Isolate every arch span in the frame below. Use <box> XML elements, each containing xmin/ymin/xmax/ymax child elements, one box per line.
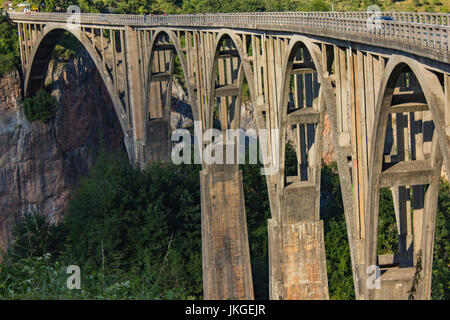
<box><xmin>24</xmin><ymin>25</ymin><xmax>129</xmax><ymax>136</ymax></box>
<box><xmin>265</xmin><ymin>35</ymin><xmax>332</xmax><ymax>300</ymax></box>
<box><xmin>145</xmin><ymin>28</ymin><xmax>199</xmax><ymax>123</ymax></box>
<box><xmin>207</xmin><ymin>30</ymin><xmax>258</xmax><ymax>131</ymax></box>
<box><xmin>143</xmin><ymin>28</ymin><xmax>200</xmax><ymax>164</ymax></box>
<box><xmin>366</xmin><ymin>55</ymin><xmax>446</xmax><ymax>299</ymax></box>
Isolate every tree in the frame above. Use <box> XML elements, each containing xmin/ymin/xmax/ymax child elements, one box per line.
<box><xmin>0</xmin><ymin>15</ymin><xmax>19</xmax><ymax>76</ymax></box>
<box><xmin>22</xmin><ymin>88</ymin><xmax>57</xmax><ymax>123</ymax></box>
<box><xmin>6</xmin><ymin>212</ymin><xmax>65</xmax><ymax>262</ymax></box>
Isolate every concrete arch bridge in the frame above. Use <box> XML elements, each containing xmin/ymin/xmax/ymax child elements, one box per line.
<box><xmin>6</xmin><ymin>11</ymin><xmax>450</xmax><ymax>300</ymax></box>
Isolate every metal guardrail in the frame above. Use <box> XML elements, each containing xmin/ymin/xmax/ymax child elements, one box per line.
<box><xmin>6</xmin><ymin>11</ymin><xmax>450</xmax><ymax>52</ymax></box>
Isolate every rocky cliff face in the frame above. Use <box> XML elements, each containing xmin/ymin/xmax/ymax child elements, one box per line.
<box><xmin>0</xmin><ymin>51</ymin><xmax>124</xmax><ymax>251</ymax></box>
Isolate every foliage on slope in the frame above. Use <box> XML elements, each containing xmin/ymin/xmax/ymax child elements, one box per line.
<box><xmin>0</xmin><ymin>146</ymin><xmax>448</xmax><ymax>299</ymax></box>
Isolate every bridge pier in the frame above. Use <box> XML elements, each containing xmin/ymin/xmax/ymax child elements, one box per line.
<box><xmin>200</xmin><ymin>164</ymin><xmax>254</xmax><ymax>300</ymax></box>
<box><xmin>268</xmin><ymin>219</ymin><xmax>328</xmax><ymax>300</ymax></box>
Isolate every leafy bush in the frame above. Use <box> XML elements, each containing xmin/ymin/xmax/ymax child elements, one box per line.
<box><xmin>431</xmin><ymin>179</ymin><xmax>450</xmax><ymax>300</ymax></box>
<box><xmin>60</xmin><ymin>152</ymin><xmax>203</xmax><ymax>297</ymax></box>
<box><xmin>1</xmin><ymin>150</ymin><xmax>448</xmax><ymax>300</ymax></box>
<box><xmin>6</xmin><ymin>212</ymin><xmax>65</xmax><ymax>262</ymax></box>
<box><xmin>23</xmin><ymin>89</ymin><xmax>57</xmax><ymax>123</ymax></box>
<box><xmin>0</xmin><ymin>15</ymin><xmax>19</xmax><ymax>76</ymax></box>
<box><xmin>0</xmin><ymin>253</ymin><xmax>188</xmax><ymax>299</ymax></box>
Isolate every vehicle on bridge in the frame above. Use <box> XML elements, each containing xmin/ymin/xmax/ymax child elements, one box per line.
<box><xmin>375</xmin><ymin>15</ymin><xmax>395</xmax><ymax>21</ymax></box>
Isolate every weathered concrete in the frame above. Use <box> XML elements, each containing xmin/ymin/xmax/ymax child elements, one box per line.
<box><xmin>200</xmin><ymin>165</ymin><xmax>254</xmax><ymax>300</ymax></box>
<box><xmin>6</xmin><ymin>11</ymin><xmax>450</xmax><ymax>300</ymax></box>
<box><xmin>269</xmin><ymin>219</ymin><xmax>329</xmax><ymax>299</ymax></box>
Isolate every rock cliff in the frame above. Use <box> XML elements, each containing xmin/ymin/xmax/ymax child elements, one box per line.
<box><xmin>0</xmin><ymin>51</ymin><xmax>124</xmax><ymax>251</ymax></box>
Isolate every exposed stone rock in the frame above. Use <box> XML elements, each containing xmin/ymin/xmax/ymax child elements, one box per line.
<box><xmin>321</xmin><ymin>112</ymin><xmax>335</xmax><ymax>165</ymax></box>
<box><xmin>170</xmin><ymin>78</ymin><xmax>194</xmax><ymax>130</ymax></box>
<box><xmin>0</xmin><ymin>51</ymin><xmax>123</xmax><ymax>252</ymax></box>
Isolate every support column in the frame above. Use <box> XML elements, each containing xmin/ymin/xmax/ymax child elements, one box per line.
<box><xmin>200</xmin><ymin>164</ymin><xmax>254</xmax><ymax>300</ymax></box>
<box><xmin>268</xmin><ymin>186</ymin><xmax>329</xmax><ymax>300</ymax></box>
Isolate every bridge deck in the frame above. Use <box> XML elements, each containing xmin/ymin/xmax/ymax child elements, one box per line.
<box><xmin>6</xmin><ymin>11</ymin><xmax>450</xmax><ymax>64</ymax></box>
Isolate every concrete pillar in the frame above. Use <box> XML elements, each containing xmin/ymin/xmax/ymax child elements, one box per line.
<box><xmin>268</xmin><ymin>186</ymin><xmax>329</xmax><ymax>300</ymax></box>
<box><xmin>125</xmin><ymin>26</ymin><xmax>145</xmax><ymax>166</ymax></box>
<box><xmin>269</xmin><ymin>219</ymin><xmax>328</xmax><ymax>300</ymax></box>
<box><xmin>200</xmin><ymin>164</ymin><xmax>254</xmax><ymax>300</ymax></box>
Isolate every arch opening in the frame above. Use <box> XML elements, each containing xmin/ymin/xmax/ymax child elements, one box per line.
<box><xmin>24</xmin><ymin>26</ymin><xmax>130</xmax><ymax>141</ymax></box>
<box><xmin>368</xmin><ymin>58</ymin><xmax>444</xmax><ymax>299</ymax></box>
<box><xmin>377</xmin><ymin>66</ymin><xmax>435</xmax><ymax>265</ymax></box>
<box><xmin>281</xmin><ymin>43</ymin><xmax>322</xmax><ymax>185</ymax></box>
<box><xmin>207</xmin><ymin>32</ymin><xmax>259</xmax><ymax>165</ymax></box>
<box><xmin>144</xmin><ymin>29</ymin><xmax>196</xmax><ymax>165</ymax></box>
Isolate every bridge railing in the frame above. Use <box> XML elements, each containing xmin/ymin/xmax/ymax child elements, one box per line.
<box><xmin>7</xmin><ymin>11</ymin><xmax>450</xmax><ymax>52</ymax></box>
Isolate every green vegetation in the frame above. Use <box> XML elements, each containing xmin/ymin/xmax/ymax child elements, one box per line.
<box><xmin>432</xmin><ymin>179</ymin><xmax>450</xmax><ymax>300</ymax></box>
<box><xmin>1</xmin><ymin>145</ymin><xmax>447</xmax><ymax>299</ymax></box>
<box><xmin>0</xmin><ymin>15</ymin><xmax>19</xmax><ymax>76</ymax></box>
<box><xmin>320</xmin><ymin>163</ymin><xmax>354</xmax><ymax>299</ymax></box>
<box><xmin>52</xmin><ymin>32</ymin><xmax>83</xmax><ymax>61</ymax></box>
<box><xmin>22</xmin><ymin>88</ymin><xmax>57</xmax><ymax>122</ymax></box>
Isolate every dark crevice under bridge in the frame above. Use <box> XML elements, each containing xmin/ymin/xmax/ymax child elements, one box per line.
<box><xmin>6</xmin><ymin>11</ymin><xmax>450</xmax><ymax>300</ymax></box>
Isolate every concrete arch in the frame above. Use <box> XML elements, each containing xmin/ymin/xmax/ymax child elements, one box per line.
<box><xmin>24</xmin><ymin>25</ymin><xmax>129</xmax><ymax>136</ymax></box>
<box><xmin>366</xmin><ymin>55</ymin><xmax>447</xmax><ymax>299</ymax></box>
<box><xmin>145</xmin><ymin>28</ymin><xmax>199</xmax><ymax>123</ymax></box>
<box><xmin>277</xmin><ymin>36</ymin><xmax>328</xmax><ymax>188</ymax></box>
<box><xmin>277</xmin><ymin>35</ymin><xmax>362</xmax><ymax>298</ymax></box>
<box><xmin>207</xmin><ymin>30</ymin><xmax>258</xmax><ymax>131</ymax></box>
<box><xmin>369</xmin><ymin>56</ymin><xmax>449</xmax><ymax>186</ymax></box>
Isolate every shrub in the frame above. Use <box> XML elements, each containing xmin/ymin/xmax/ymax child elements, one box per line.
<box><xmin>5</xmin><ymin>212</ymin><xmax>65</xmax><ymax>262</ymax></box>
<box><xmin>23</xmin><ymin>89</ymin><xmax>57</xmax><ymax>123</ymax></box>
<box><xmin>0</xmin><ymin>15</ymin><xmax>19</xmax><ymax>76</ymax></box>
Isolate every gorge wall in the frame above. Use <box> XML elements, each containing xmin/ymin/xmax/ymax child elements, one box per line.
<box><xmin>0</xmin><ymin>51</ymin><xmax>124</xmax><ymax>251</ymax></box>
